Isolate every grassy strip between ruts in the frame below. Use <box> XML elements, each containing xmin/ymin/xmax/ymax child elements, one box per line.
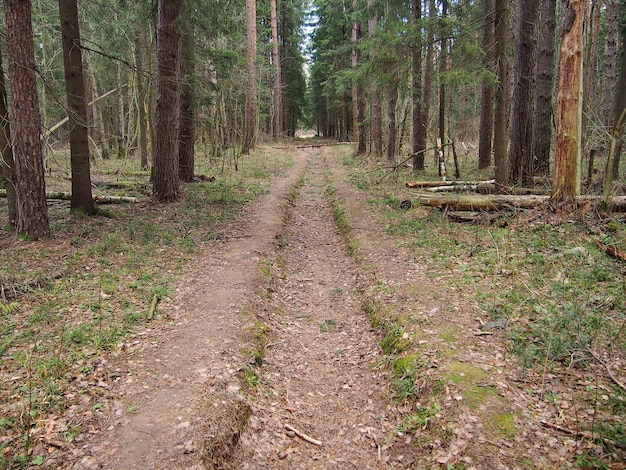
<box><xmin>0</xmin><ymin>147</ymin><xmax>293</xmax><ymax>469</ymax></box>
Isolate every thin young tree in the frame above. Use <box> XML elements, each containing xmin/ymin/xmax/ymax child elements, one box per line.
<box><xmin>0</xmin><ymin>48</ymin><xmax>16</xmax><ymax>227</ymax></box>
<box><xmin>553</xmin><ymin>0</ymin><xmax>584</xmax><ymax>204</ymax></box>
<box><xmin>508</xmin><ymin>0</ymin><xmax>539</xmax><ymax>187</ymax></box>
<box><xmin>153</xmin><ymin>0</ymin><xmax>183</xmax><ymax>202</ymax></box>
<box><xmin>4</xmin><ymin>0</ymin><xmax>50</xmax><ymax>239</ymax></box>
<box><xmin>243</xmin><ymin>0</ymin><xmax>258</xmax><ymax>154</ymax></box>
<box><xmin>59</xmin><ymin>0</ymin><xmax>96</xmax><ymax>215</ymax></box>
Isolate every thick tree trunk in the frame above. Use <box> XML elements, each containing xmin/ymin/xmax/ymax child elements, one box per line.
<box><xmin>59</xmin><ymin>0</ymin><xmax>95</xmax><ymax>215</ymax></box>
<box><xmin>438</xmin><ymin>0</ymin><xmax>447</xmax><ymax>176</ymax></box>
<box><xmin>533</xmin><ymin>0</ymin><xmax>557</xmax><ymax>177</ymax></box>
<box><xmin>153</xmin><ymin>0</ymin><xmax>182</xmax><ymax>202</ymax></box>
<box><xmin>270</xmin><ymin>0</ymin><xmax>282</xmax><ymax>140</ymax></box>
<box><xmin>368</xmin><ymin>0</ymin><xmax>382</xmax><ymax>157</ymax></box>
<box><xmin>179</xmin><ymin>30</ymin><xmax>195</xmax><ymax>182</ymax></box>
<box><xmin>0</xmin><ymin>48</ymin><xmax>16</xmax><ymax>227</ymax></box>
<box><xmin>604</xmin><ymin>0</ymin><xmax>619</xmax><ymax>128</ymax></box>
<box><xmin>553</xmin><ymin>0</ymin><xmax>584</xmax><ymax>205</ymax></box>
<box><xmin>411</xmin><ymin>0</ymin><xmax>425</xmax><ymax>170</ymax></box>
<box><xmin>508</xmin><ymin>0</ymin><xmax>539</xmax><ymax>187</ymax></box>
<box><xmin>424</xmin><ymin>0</ymin><xmax>435</xmax><ymax>166</ymax></box>
<box><xmin>351</xmin><ymin>0</ymin><xmax>360</xmax><ymax>146</ymax></box>
<box><xmin>493</xmin><ymin>0</ymin><xmax>509</xmax><ymax>189</ymax></box>
<box><xmin>243</xmin><ymin>0</ymin><xmax>258</xmax><ymax>154</ymax></box>
<box><xmin>610</xmin><ymin>0</ymin><xmax>626</xmax><ymax>177</ymax></box>
<box><xmin>4</xmin><ymin>0</ymin><xmax>50</xmax><ymax>239</ymax></box>
<box><xmin>478</xmin><ymin>0</ymin><xmax>494</xmax><ymax>170</ymax></box>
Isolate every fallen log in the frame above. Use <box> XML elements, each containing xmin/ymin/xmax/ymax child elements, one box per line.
<box><xmin>406</xmin><ymin>179</ymin><xmax>495</xmax><ymax>188</ymax></box>
<box><xmin>0</xmin><ymin>189</ymin><xmax>137</xmax><ymax>204</ymax></box>
<box><xmin>409</xmin><ymin>193</ymin><xmax>626</xmax><ymax>212</ymax></box>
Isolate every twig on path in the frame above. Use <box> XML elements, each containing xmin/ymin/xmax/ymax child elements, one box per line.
<box><xmin>586</xmin><ymin>348</ymin><xmax>626</xmax><ymax>391</ymax></box>
<box><xmin>285</xmin><ymin>424</ymin><xmax>323</xmax><ymax>447</ymax></box>
<box><xmin>540</xmin><ymin>420</ymin><xmax>626</xmax><ymax>451</ymax></box>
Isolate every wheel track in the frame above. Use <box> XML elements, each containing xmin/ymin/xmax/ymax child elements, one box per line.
<box><xmin>230</xmin><ymin>149</ymin><xmax>406</xmax><ymax>469</ymax></box>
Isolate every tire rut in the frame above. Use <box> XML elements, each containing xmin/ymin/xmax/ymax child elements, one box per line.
<box><xmin>231</xmin><ymin>150</ymin><xmax>405</xmax><ymax>469</ymax></box>
<box><xmin>77</xmin><ymin>149</ymin><xmax>308</xmax><ymax>470</ymax></box>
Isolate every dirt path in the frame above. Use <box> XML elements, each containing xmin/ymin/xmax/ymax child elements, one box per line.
<box><xmin>77</xmin><ymin>149</ymin><xmax>308</xmax><ymax>469</ymax></box>
<box><xmin>76</xmin><ymin>147</ymin><xmax>408</xmax><ymax>469</ymax></box>
<box><xmin>230</xmin><ymin>150</ymin><xmax>404</xmax><ymax>468</ymax></box>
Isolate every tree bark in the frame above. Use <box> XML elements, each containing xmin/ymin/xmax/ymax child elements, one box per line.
<box><xmin>552</xmin><ymin>0</ymin><xmax>584</xmax><ymax>205</ymax></box>
<box><xmin>478</xmin><ymin>0</ymin><xmax>494</xmax><ymax>170</ymax></box>
<box><xmin>270</xmin><ymin>0</ymin><xmax>282</xmax><ymax>140</ymax></box>
<box><xmin>438</xmin><ymin>0</ymin><xmax>448</xmax><ymax>176</ymax></box>
<box><xmin>243</xmin><ymin>0</ymin><xmax>258</xmax><ymax>154</ymax></box>
<box><xmin>604</xmin><ymin>0</ymin><xmax>619</xmax><ymax>128</ymax></box>
<box><xmin>4</xmin><ymin>0</ymin><xmax>50</xmax><ymax>239</ymax></box>
<box><xmin>411</xmin><ymin>0</ymin><xmax>425</xmax><ymax>170</ymax></box>
<box><xmin>0</xmin><ymin>47</ymin><xmax>16</xmax><ymax>227</ymax></box>
<box><xmin>508</xmin><ymin>0</ymin><xmax>539</xmax><ymax>187</ymax></box>
<box><xmin>59</xmin><ymin>0</ymin><xmax>95</xmax><ymax>215</ymax></box>
<box><xmin>533</xmin><ymin>0</ymin><xmax>557</xmax><ymax>177</ymax></box>
<box><xmin>493</xmin><ymin>0</ymin><xmax>509</xmax><ymax>189</ymax></box>
<box><xmin>179</xmin><ymin>29</ymin><xmax>195</xmax><ymax>182</ymax></box>
<box><xmin>368</xmin><ymin>0</ymin><xmax>382</xmax><ymax>157</ymax></box>
<box><xmin>424</xmin><ymin>0</ymin><xmax>435</xmax><ymax>167</ymax></box>
<box><xmin>153</xmin><ymin>0</ymin><xmax>182</xmax><ymax>202</ymax></box>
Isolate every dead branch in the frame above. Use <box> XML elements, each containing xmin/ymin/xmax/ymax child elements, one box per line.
<box><xmin>586</xmin><ymin>348</ymin><xmax>626</xmax><ymax>391</ymax></box>
<box><xmin>541</xmin><ymin>420</ymin><xmax>626</xmax><ymax>451</ymax></box>
<box><xmin>284</xmin><ymin>424</ymin><xmax>323</xmax><ymax>446</ymax></box>
<box><xmin>407</xmin><ymin>193</ymin><xmax>626</xmax><ymax>212</ymax></box>
<box><xmin>593</xmin><ymin>239</ymin><xmax>626</xmax><ymax>263</ymax></box>
<box><xmin>147</xmin><ymin>294</ymin><xmax>159</xmax><ymax>320</ymax></box>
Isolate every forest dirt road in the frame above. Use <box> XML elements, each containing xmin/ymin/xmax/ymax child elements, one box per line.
<box><xmin>75</xmin><ymin>144</ymin><xmax>579</xmax><ymax>470</ymax></box>
<box><xmin>77</xmin><ymin>146</ymin><xmax>411</xmax><ymax>469</ymax></box>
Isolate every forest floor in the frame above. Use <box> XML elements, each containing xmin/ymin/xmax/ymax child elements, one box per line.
<box><xmin>1</xmin><ymin>143</ymin><xmax>625</xmax><ymax>469</ymax></box>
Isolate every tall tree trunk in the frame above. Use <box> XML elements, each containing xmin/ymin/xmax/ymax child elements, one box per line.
<box><xmin>4</xmin><ymin>0</ymin><xmax>50</xmax><ymax>239</ymax></box>
<box><xmin>509</xmin><ymin>0</ymin><xmax>539</xmax><ymax>187</ymax></box>
<box><xmin>179</xmin><ymin>30</ymin><xmax>195</xmax><ymax>182</ymax></box>
<box><xmin>604</xmin><ymin>0</ymin><xmax>619</xmax><ymax>128</ymax></box>
<box><xmin>270</xmin><ymin>0</ymin><xmax>282</xmax><ymax>140</ymax></box>
<box><xmin>352</xmin><ymin>0</ymin><xmax>366</xmax><ymax>154</ymax></box>
<box><xmin>243</xmin><ymin>0</ymin><xmax>258</xmax><ymax>154</ymax></box>
<box><xmin>553</xmin><ymin>0</ymin><xmax>584</xmax><ymax>204</ymax></box>
<box><xmin>478</xmin><ymin>0</ymin><xmax>494</xmax><ymax>170</ymax></box>
<box><xmin>438</xmin><ymin>0</ymin><xmax>448</xmax><ymax>176</ymax></box>
<box><xmin>153</xmin><ymin>0</ymin><xmax>182</xmax><ymax>202</ymax></box>
<box><xmin>0</xmin><ymin>48</ymin><xmax>16</xmax><ymax>227</ymax></box>
<box><xmin>368</xmin><ymin>0</ymin><xmax>382</xmax><ymax>157</ymax></box>
<box><xmin>412</xmin><ymin>0</ymin><xmax>425</xmax><ymax>170</ymax></box>
<box><xmin>533</xmin><ymin>0</ymin><xmax>557</xmax><ymax>176</ymax></box>
<box><xmin>605</xmin><ymin>0</ymin><xmax>626</xmax><ymax>191</ymax></box>
<box><xmin>134</xmin><ymin>29</ymin><xmax>149</xmax><ymax>171</ymax></box>
<box><xmin>493</xmin><ymin>0</ymin><xmax>509</xmax><ymax>189</ymax></box>
<box><xmin>424</xmin><ymin>0</ymin><xmax>435</xmax><ymax>165</ymax></box>
<box><xmin>59</xmin><ymin>0</ymin><xmax>95</xmax><ymax>215</ymax></box>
